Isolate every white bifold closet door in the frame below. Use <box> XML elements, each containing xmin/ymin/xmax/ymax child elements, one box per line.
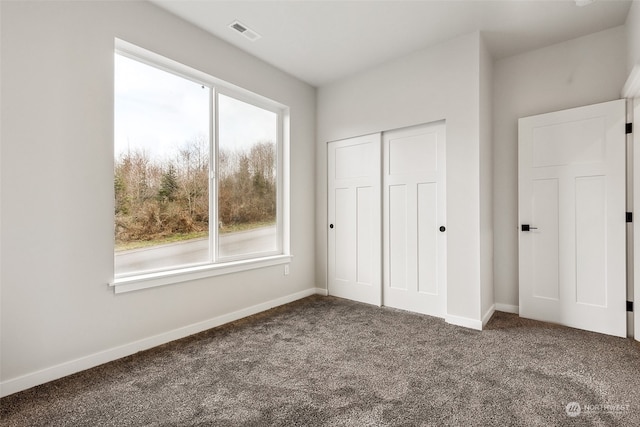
<box><xmin>383</xmin><ymin>122</ymin><xmax>447</xmax><ymax>317</ymax></box>
<box><xmin>327</xmin><ymin>133</ymin><xmax>382</xmax><ymax>306</ymax></box>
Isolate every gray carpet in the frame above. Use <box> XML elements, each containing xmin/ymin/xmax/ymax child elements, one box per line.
<box><xmin>2</xmin><ymin>295</ymin><xmax>640</xmax><ymax>426</ymax></box>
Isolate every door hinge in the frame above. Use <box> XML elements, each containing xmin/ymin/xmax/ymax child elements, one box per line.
<box><xmin>627</xmin><ymin>212</ymin><xmax>633</xmax><ymax>223</ymax></box>
<box><xmin>627</xmin><ymin>123</ymin><xmax>633</xmax><ymax>134</ymax></box>
<box><xmin>627</xmin><ymin>301</ymin><xmax>633</xmax><ymax>312</ymax></box>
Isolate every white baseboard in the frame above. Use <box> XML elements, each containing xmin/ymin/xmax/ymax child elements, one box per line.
<box><xmin>445</xmin><ymin>313</ymin><xmax>483</xmax><ymax>331</ymax></box>
<box><xmin>495</xmin><ymin>303</ymin><xmax>519</xmax><ymax>314</ymax></box>
<box><xmin>482</xmin><ymin>304</ymin><xmax>495</xmax><ymax>327</ymax></box>
<box><xmin>314</xmin><ymin>287</ymin><xmax>328</xmax><ymax>296</ymax></box>
<box><xmin>446</xmin><ymin>304</ymin><xmax>498</xmax><ymax>331</ymax></box>
<box><xmin>0</xmin><ymin>287</ymin><xmax>318</xmax><ymax>398</ymax></box>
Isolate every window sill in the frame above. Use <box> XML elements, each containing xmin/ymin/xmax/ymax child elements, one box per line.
<box><xmin>110</xmin><ymin>254</ymin><xmax>292</xmax><ymax>294</ymax></box>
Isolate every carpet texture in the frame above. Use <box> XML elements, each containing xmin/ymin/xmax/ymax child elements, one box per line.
<box><xmin>2</xmin><ymin>295</ymin><xmax>640</xmax><ymax>426</ymax></box>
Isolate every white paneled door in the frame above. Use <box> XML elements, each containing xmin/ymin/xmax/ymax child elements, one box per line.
<box><xmin>383</xmin><ymin>122</ymin><xmax>446</xmax><ymax>317</ymax></box>
<box><xmin>328</xmin><ymin>134</ymin><xmax>381</xmax><ymax>305</ymax></box>
<box><xmin>519</xmin><ymin>99</ymin><xmax>626</xmax><ymax>337</ymax></box>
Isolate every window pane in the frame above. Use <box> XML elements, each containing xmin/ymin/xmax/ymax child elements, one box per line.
<box><xmin>218</xmin><ymin>94</ymin><xmax>278</xmax><ymax>258</ymax></box>
<box><xmin>114</xmin><ymin>54</ymin><xmax>210</xmax><ymax>275</ymax></box>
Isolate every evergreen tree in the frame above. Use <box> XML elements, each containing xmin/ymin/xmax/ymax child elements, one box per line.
<box><xmin>158</xmin><ymin>164</ymin><xmax>179</xmax><ymax>202</ymax></box>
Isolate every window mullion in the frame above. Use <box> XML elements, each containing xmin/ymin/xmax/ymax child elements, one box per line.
<box><xmin>276</xmin><ymin>113</ymin><xmax>283</xmax><ymax>254</ymax></box>
<box><xmin>210</xmin><ymin>87</ymin><xmax>218</xmax><ymax>264</ymax></box>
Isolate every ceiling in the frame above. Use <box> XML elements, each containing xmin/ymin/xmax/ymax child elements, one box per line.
<box><xmin>151</xmin><ymin>0</ymin><xmax>632</xmax><ymax>87</ymax></box>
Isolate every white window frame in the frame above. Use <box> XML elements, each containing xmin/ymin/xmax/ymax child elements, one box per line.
<box><xmin>110</xmin><ymin>39</ymin><xmax>291</xmax><ymax>294</ymax></box>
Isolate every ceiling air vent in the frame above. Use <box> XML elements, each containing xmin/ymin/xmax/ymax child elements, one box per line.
<box><xmin>229</xmin><ymin>20</ymin><xmax>261</xmax><ymax>42</ymax></box>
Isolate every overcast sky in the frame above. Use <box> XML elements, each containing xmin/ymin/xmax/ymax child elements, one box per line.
<box><xmin>114</xmin><ymin>54</ymin><xmax>276</xmax><ymax>162</ymax></box>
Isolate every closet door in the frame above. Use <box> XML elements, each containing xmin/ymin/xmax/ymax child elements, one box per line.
<box><xmin>383</xmin><ymin>122</ymin><xmax>446</xmax><ymax>317</ymax></box>
<box><xmin>328</xmin><ymin>134</ymin><xmax>381</xmax><ymax>305</ymax></box>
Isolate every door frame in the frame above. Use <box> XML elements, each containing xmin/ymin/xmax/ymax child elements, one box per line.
<box><xmin>633</xmin><ymin>97</ymin><xmax>640</xmax><ymax>341</ymax></box>
<box><xmin>622</xmin><ymin>66</ymin><xmax>640</xmax><ymax>340</ymax></box>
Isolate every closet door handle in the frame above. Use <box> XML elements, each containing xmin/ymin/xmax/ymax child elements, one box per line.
<box><xmin>439</xmin><ymin>226</ymin><xmax>446</xmax><ymax>232</ymax></box>
<box><xmin>329</xmin><ymin>224</ymin><xmax>334</xmax><ymax>229</ymax></box>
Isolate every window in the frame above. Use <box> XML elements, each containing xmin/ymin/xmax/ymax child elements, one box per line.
<box><xmin>217</xmin><ymin>93</ymin><xmax>279</xmax><ymax>259</ymax></box>
<box><xmin>113</xmin><ymin>41</ymin><xmax>288</xmax><ymax>291</ymax></box>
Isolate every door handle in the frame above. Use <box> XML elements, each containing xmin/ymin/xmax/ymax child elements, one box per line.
<box><xmin>521</xmin><ymin>224</ymin><xmax>538</xmax><ymax>231</ymax></box>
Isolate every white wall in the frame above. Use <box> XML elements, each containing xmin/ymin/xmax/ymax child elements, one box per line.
<box><xmin>492</xmin><ymin>26</ymin><xmax>628</xmax><ymax>310</ymax></box>
<box><xmin>480</xmin><ymin>36</ymin><xmax>494</xmax><ymax>322</ymax></box>
<box><xmin>627</xmin><ymin>1</ymin><xmax>640</xmax><ymax>73</ymax></box>
<box><xmin>317</xmin><ymin>33</ymin><xmax>484</xmax><ymax>327</ymax></box>
<box><xmin>0</xmin><ymin>1</ymin><xmax>316</xmax><ymax>395</ymax></box>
